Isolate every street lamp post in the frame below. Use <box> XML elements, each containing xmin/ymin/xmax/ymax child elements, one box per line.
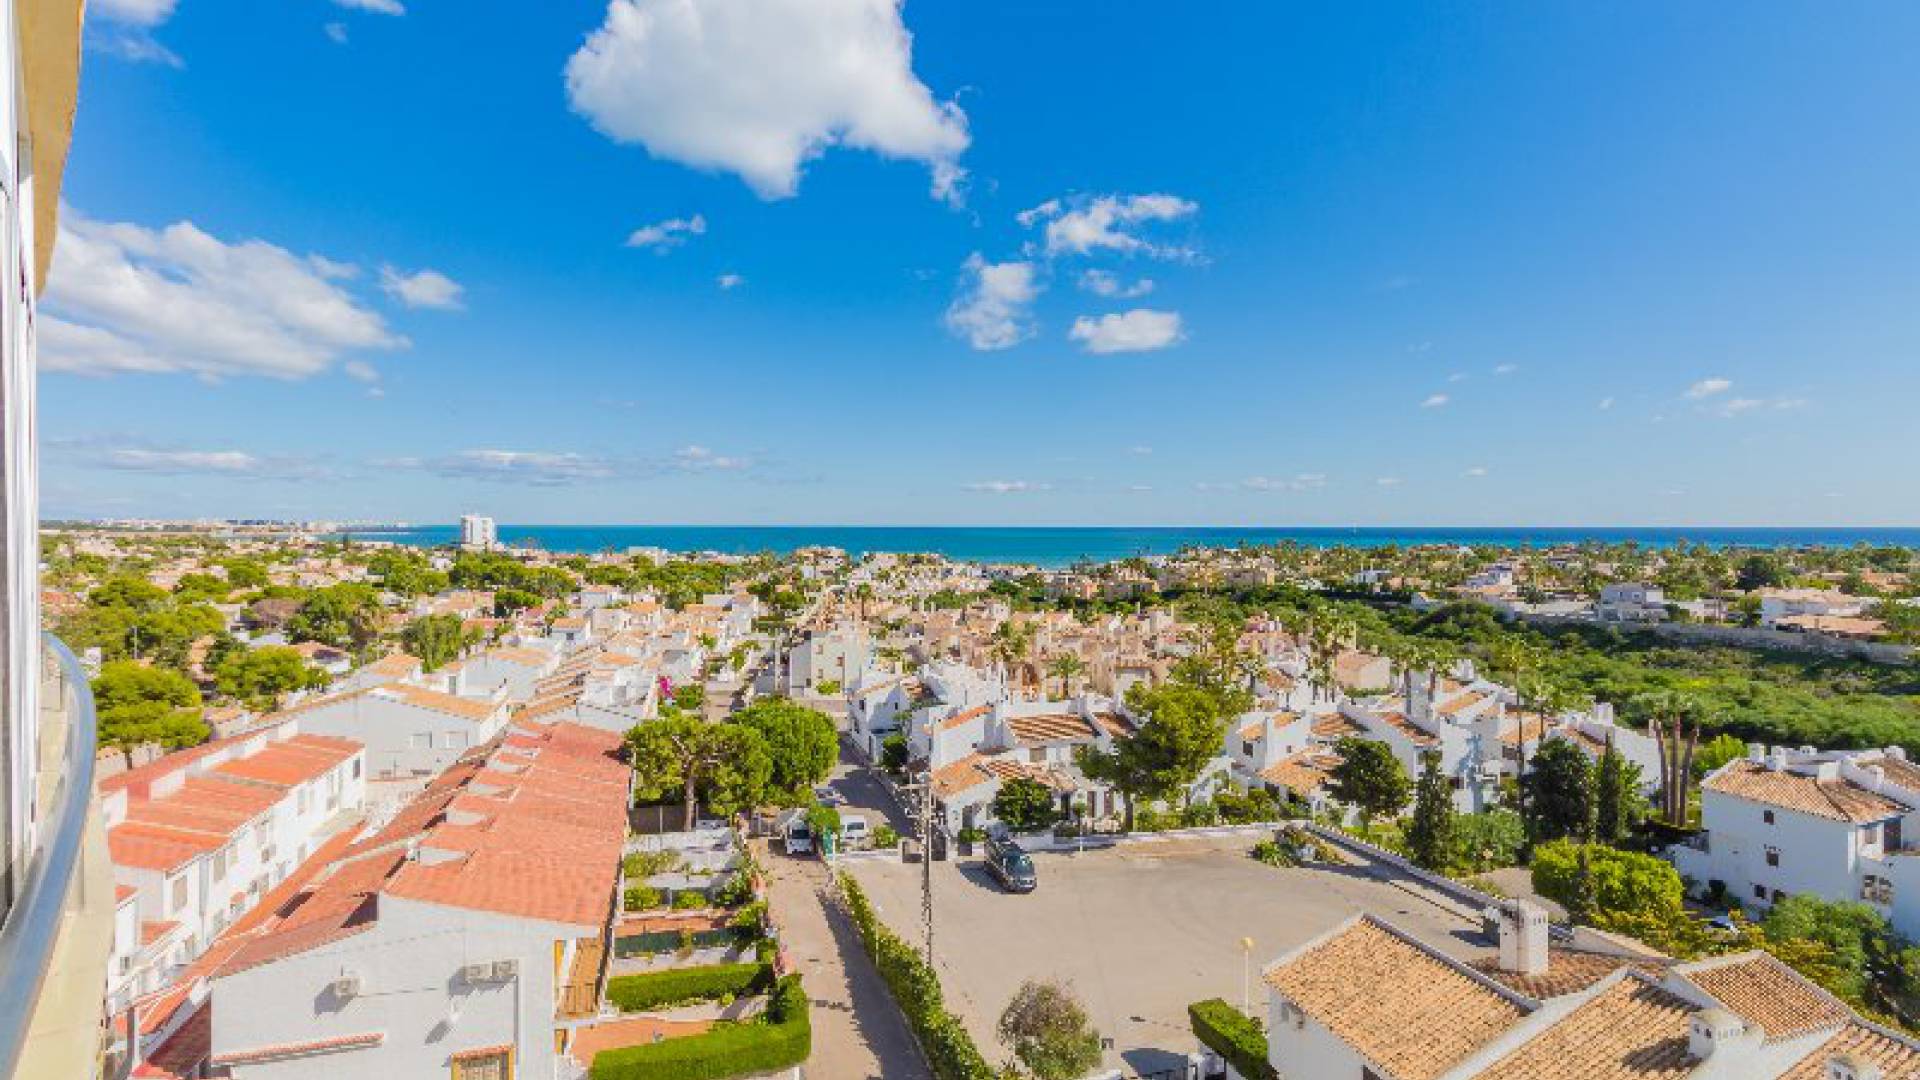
<box><xmin>1241</xmin><ymin>936</ymin><xmax>1255</xmax><ymax>1016</ymax></box>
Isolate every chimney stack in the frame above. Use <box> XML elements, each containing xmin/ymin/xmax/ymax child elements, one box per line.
<box><xmin>1495</xmin><ymin>900</ymin><xmax>1549</xmax><ymax>976</ymax></box>
<box><xmin>1826</xmin><ymin>1053</ymin><xmax>1884</xmax><ymax>1080</ymax></box>
<box><xmin>1688</xmin><ymin>1008</ymin><xmax>1752</xmax><ymax>1062</ymax></box>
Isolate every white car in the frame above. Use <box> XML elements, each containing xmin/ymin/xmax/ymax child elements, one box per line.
<box><xmin>839</xmin><ymin>814</ymin><xmax>870</xmax><ymax>850</ymax></box>
<box><xmin>812</xmin><ymin>785</ymin><xmax>846</xmax><ymax>807</ymax></box>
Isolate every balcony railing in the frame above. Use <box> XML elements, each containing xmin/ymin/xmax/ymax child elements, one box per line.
<box><xmin>0</xmin><ymin>635</ymin><xmax>100</xmax><ymax>1080</ymax></box>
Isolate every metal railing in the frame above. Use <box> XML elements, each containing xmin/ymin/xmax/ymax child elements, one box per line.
<box><xmin>0</xmin><ymin>635</ymin><xmax>98</xmax><ymax>1080</ymax></box>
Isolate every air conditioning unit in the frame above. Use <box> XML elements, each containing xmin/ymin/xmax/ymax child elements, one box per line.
<box><xmin>490</xmin><ymin>959</ymin><xmax>519</xmax><ymax>980</ymax></box>
<box><xmin>460</xmin><ymin>963</ymin><xmax>495</xmax><ymax>984</ymax></box>
<box><xmin>329</xmin><ymin>975</ymin><xmax>361</xmax><ymax>999</ymax></box>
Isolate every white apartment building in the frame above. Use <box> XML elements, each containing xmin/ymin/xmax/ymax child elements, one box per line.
<box><xmin>1598</xmin><ymin>581</ymin><xmax>1668</xmax><ymax>622</ymax></box>
<box><xmin>132</xmin><ymin>720</ymin><xmax>632</xmax><ymax>1080</ymax></box>
<box><xmin>1671</xmin><ymin>744</ymin><xmax>1920</xmax><ymax>940</ymax></box>
<box><xmin>281</xmin><ymin>684</ymin><xmax>509</xmax><ymax>778</ymax></box>
<box><xmin>784</xmin><ymin>624</ymin><xmax>870</xmax><ymax>695</ymax></box>
<box><xmin>1758</xmin><ymin>588</ymin><xmax>1868</xmax><ymax>628</ymax></box>
<box><xmin>458</xmin><ymin>514</ymin><xmax>498</xmax><ymax>551</ymax></box>
<box><xmin>1251</xmin><ymin>902</ymin><xmax>1920</xmax><ymax>1080</ymax></box>
<box><xmin>100</xmin><ymin>726</ymin><xmax>365</xmax><ymax>1013</ymax></box>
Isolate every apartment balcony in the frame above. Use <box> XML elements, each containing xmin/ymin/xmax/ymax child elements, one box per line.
<box><xmin>1</xmin><ymin>636</ymin><xmax>113</xmax><ymax>1080</ymax></box>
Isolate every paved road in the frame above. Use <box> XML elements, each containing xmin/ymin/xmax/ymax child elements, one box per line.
<box><xmin>763</xmin><ymin>841</ymin><xmax>929</xmax><ymax>1080</ymax></box>
<box><xmin>845</xmin><ymin>832</ymin><xmax>1484</xmax><ymax>1076</ymax></box>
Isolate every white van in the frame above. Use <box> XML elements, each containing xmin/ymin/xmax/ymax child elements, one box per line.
<box><xmin>781</xmin><ymin>811</ymin><xmax>814</xmax><ymax>855</ymax></box>
<box><xmin>840</xmin><ymin>814</ymin><xmax>871</xmax><ymax>850</ymax></box>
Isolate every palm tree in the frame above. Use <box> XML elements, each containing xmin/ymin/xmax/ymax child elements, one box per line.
<box><xmin>1046</xmin><ymin>653</ymin><xmax>1088</xmax><ymax>699</ymax></box>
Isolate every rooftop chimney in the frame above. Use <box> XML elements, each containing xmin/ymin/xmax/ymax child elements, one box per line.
<box><xmin>1495</xmin><ymin>900</ymin><xmax>1549</xmax><ymax>977</ymax></box>
<box><xmin>1688</xmin><ymin>1008</ymin><xmax>1752</xmax><ymax>1062</ymax></box>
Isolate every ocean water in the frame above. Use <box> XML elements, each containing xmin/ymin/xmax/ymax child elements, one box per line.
<box><xmin>340</xmin><ymin>526</ymin><xmax>1920</xmax><ymax>570</ymax></box>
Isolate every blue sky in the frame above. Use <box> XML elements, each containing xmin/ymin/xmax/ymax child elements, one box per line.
<box><xmin>41</xmin><ymin>0</ymin><xmax>1920</xmax><ymax>527</ymax></box>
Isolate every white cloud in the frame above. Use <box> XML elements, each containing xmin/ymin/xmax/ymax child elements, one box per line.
<box><xmin>331</xmin><ymin>0</ymin><xmax>404</xmax><ymax>14</ymax></box>
<box><xmin>1128</xmin><ymin>445</ymin><xmax>1153</xmax><ymax>455</ymax></box>
<box><xmin>342</xmin><ymin>360</ymin><xmax>380</xmax><ymax>383</ymax></box>
<box><xmin>1241</xmin><ymin>474</ymin><xmax>1327</xmax><ymax>492</ymax></box>
<box><xmin>1447</xmin><ymin>372</ymin><xmax>1467</xmax><ymax>383</ymax></box>
<box><xmin>673</xmin><ymin>445</ymin><xmax>751</xmax><ymax>471</ymax></box>
<box><xmin>945</xmin><ymin>254</ymin><xmax>1039</xmax><ymax>351</ymax></box>
<box><xmin>716</xmin><ymin>273</ymin><xmax>746</xmax><ymax>290</ymax></box>
<box><xmin>1375</xmin><ymin>476</ymin><xmax>1402</xmax><ymax>487</ymax></box>
<box><xmin>91</xmin><ymin>0</ymin><xmax>175</xmax><ymax>27</ymax></box>
<box><xmin>42</xmin><ymin>211</ymin><xmax>405</xmax><ymax>380</ymax></box>
<box><xmin>565</xmin><ymin>0</ymin><xmax>969</xmax><ymax>202</ymax></box>
<box><xmin>72</xmin><ymin>444</ymin><xmax>333</xmax><ymax>481</ymax></box>
<box><xmin>425</xmin><ymin>450</ymin><xmax>615</xmax><ymax>486</ymax></box>
<box><xmin>1127</xmin><ymin>484</ymin><xmax>1154</xmax><ymax>493</ymax></box>
<box><xmin>963</xmin><ymin>480</ymin><xmax>1049</xmax><ymax>494</ymax></box>
<box><xmin>1598</xmin><ymin>396</ymin><xmax>1615</xmax><ymax>410</ymax></box>
<box><xmin>378</xmin><ymin>266</ymin><xmax>464</xmax><ymax>310</ymax></box>
<box><xmin>1020</xmin><ymin>193</ymin><xmax>1198</xmax><ymax>259</ymax></box>
<box><xmin>625</xmin><ymin>214</ymin><xmax>706</xmax><ymax>251</ymax></box>
<box><xmin>1493</xmin><ymin>363</ymin><xmax>1518</xmax><ymax>375</ymax></box>
<box><xmin>1420</xmin><ymin>393</ymin><xmax>1450</xmax><ymax>409</ymax></box>
<box><xmin>324</xmin><ymin>22</ymin><xmax>349</xmax><ymax>44</ymax></box>
<box><xmin>1068</xmin><ymin>308</ymin><xmax>1183</xmax><ymax>354</ymax></box>
<box><xmin>1078</xmin><ymin>269</ymin><xmax>1153</xmax><ymax>299</ymax></box>
<box><xmin>1463</xmin><ymin>466</ymin><xmax>1489</xmax><ymax>478</ymax></box>
<box><xmin>1685</xmin><ymin>377</ymin><xmax>1733</xmax><ymax>399</ymax></box>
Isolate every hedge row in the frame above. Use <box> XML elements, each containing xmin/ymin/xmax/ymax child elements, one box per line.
<box><xmin>604</xmin><ymin>962</ymin><xmax>772</xmax><ymax>1013</ymax></box>
<box><xmin>590</xmin><ymin>975</ymin><xmax>810</xmax><ymax>1080</ymax></box>
<box><xmin>1188</xmin><ymin>998</ymin><xmax>1277</xmax><ymax>1080</ymax></box>
<box><xmin>838</xmin><ymin>873</ymin><xmax>996</xmax><ymax>1080</ymax></box>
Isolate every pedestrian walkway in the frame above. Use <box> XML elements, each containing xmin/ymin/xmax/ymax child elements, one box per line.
<box><xmin>764</xmin><ymin>842</ymin><xmax>930</xmax><ymax>1080</ymax></box>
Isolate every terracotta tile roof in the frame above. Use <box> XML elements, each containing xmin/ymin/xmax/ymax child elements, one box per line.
<box><xmin>1090</xmin><ymin>711</ymin><xmax>1135</xmax><ymax>738</ymax></box>
<box><xmin>1703</xmin><ymin>762</ymin><xmax>1908</xmax><ymax>823</ymax></box>
<box><xmin>1311</xmin><ymin>713</ymin><xmax>1369</xmax><ymax>741</ymax></box>
<box><xmin>485</xmin><ymin>646</ymin><xmax>554</xmax><ymax>668</ymax></box>
<box><xmin>141</xmin><ymin>920</ymin><xmax>181</xmax><ymax>946</ymax></box>
<box><xmin>1004</xmin><ymin>712</ymin><xmax>1096</xmax><ymax>745</ymax></box>
<box><xmin>939</xmin><ymin>704</ymin><xmax>991</xmax><ymax>730</ymax></box>
<box><xmin>211</xmin><ymin>735</ymin><xmax>359</xmax><ymax>788</ymax></box>
<box><xmin>931</xmin><ymin>754</ymin><xmax>997</xmax><ymax>799</ymax></box>
<box><xmin>377</xmin><ymin>683</ymin><xmax>502</xmax><ymax>723</ymax></box>
<box><xmin>1679</xmin><ymin>951</ymin><xmax>1852</xmax><ymax>1042</ymax></box>
<box><xmin>1478</xmin><ymin>974</ymin><xmax>1696</xmax><ymax>1080</ymax></box>
<box><xmin>1437</xmin><ymin>690</ymin><xmax>1488</xmax><ymax>716</ymax></box>
<box><xmin>132</xmin><ymin>1000</ymin><xmax>209</xmax><ymax>1079</ymax></box>
<box><xmin>361</xmin><ymin>651</ymin><xmax>422</xmax><ymax>678</ymax></box>
<box><xmin>211</xmin><ymin>1031</ymin><xmax>384</xmax><ymax>1067</ymax></box>
<box><xmin>1372</xmin><ymin>710</ymin><xmax>1439</xmax><ymax>748</ymax></box>
<box><xmin>568</xmin><ymin>1016</ymin><xmax>714</xmax><ymax>1067</ymax></box>
<box><xmin>1779</xmin><ymin>1021</ymin><xmax>1920</xmax><ymax>1080</ymax></box>
<box><xmin>1471</xmin><ymin>947</ymin><xmax>1672</xmax><ymax>999</ymax></box>
<box><xmin>109</xmin><ymin>821</ymin><xmax>223</xmax><ymax>872</ymax></box>
<box><xmin>1264</xmin><ymin>917</ymin><xmax>1527</xmax><ymax>1080</ymax></box>
<box><xmin>1259</xmin><ymin>750</ymin><xmax>1341</xmax><ymax>796</ymax></box>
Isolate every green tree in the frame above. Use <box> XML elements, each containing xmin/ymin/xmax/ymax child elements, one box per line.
<box><xmin>288</xmin><ymin>584</ymin><xmax>384</xmax><ymax>653</ymax></box>
<box><xmin>1405</xmin><ymin>750</ymin><xmax>1456</xmax><ymax>872</ymax></box>
<box><xmin>492</xmin><ymin>588</ymin><xmax>540</xmax><ymax>616</ymax></box>
<box><xmin>880</xmin><ymin>733</ymin><xmax>909</xmax><ymax>774</ymax></box>
<box><xmin>1592</xmin><ymin>740</ymin><xmax>1645</xmax><ymax>845</ymax></box>
<box><xmin>1736</xmin><ymin>554</ymin><xmax>1787</xmax><ymax>591</ymax></box>
<box><xmin>1761</xmin><ymin>895</ymin><xmax>1887</xmax><ymax>1006</ymax></box>
<box><xmin>1124</xmin><ymin>680</ymin><xmax>1235</xmax><ymax>808</ymax></box>
<box><xmin>214</xmin><ymin>646</ymin><xmax>328</xmax><ymax>709</ymax></box>
<box><xmin>733</xmin><ymin>697</ymin><xmax>837</xmax><ymax>803</ymax></box>
<box><xmin>92</xmin><ymin>661</ymin><xmax>207</xmax><ymax>766</ymax></box>
<box><xmin>1327</xmin><ymin>738</ymin><xmax>1412</xmax><ymax>830</ymax></box>
<box><xmin>401</xmin><ymin>614</ymin><xmax>471</xmax><ymax>672</ymax></box>
<box><xmin>1521</xmin><ymin>738</ymin><xmax>1594</xmax><ymax>844</ymax></box>
<box><xmin>996</xmin><ymin>979</ymin><xmax>1102</xmax><ymax>1080</ymax></box>
<box><xmin>627</xmin><ymin>716</ymin><xmax>771</xmax><ymax>829</ymax></box>
<box><xmin>1045</xmin><ymin>653</ymin><xmax>1088</xmax><ymax>698</ymax></box>
<box><xmin>1531</xmin><ymin>839</ymin><xmax>1684</xmax><ymax>924</ymax></box>
<box><xmin>992</xmin><ymin>777</ymin><xmax>1059</xmax><ymax>833</ymax></box>
<box><xmin>220</xmin><ymin>558</ymin><xmax>270</xmax><ymax>590</ymax></box>
<box><xmin>1693</xmin><ymin>734</ymin><xmax>1747</xmax><ymax>779</ymax></box>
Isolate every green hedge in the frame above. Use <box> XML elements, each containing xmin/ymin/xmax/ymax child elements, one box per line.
<box><xmin>590</xmin><ymin>975</ymin><xmax>810</xmax><ymax>1080</ymax></box>
<box><xmin>1189</xmin><ymin>999</ymin><xmax>1276</xmax><ymax>1080</ymax></box>
<box><xmin>605</xmin><ymin>962</ymin><xmax>772</xmax><ymax>1013</ymax></box>
<box><xmin>839</xmin><ymin>873</ymin><xmax>995</xmax><ymax>1080</ymax></box>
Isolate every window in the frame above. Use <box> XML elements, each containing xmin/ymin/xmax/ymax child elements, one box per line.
<box><xmin>1765</xmin><ymin>846</ymin><xmax>1780</xmax><ymax>867</ymax></box>
<box><xmin>1773</xmin><ymin>889</ymin><xmax>1786</xmax><ymax>903</ymax></box>
<box><xmin>168</xmin><ymin>874</ymin><xmax>188</xmax><ymax>913</ymax></box>
<box><xmin>1763</xmin><ymin>809</ymin><xmax>1775</xmax><ymax>825</ymax></box>
<box><xmin>410</xmin><ymin>732</ymin><xmax>433</xmax><ymax>749</ymax></box>
<box><xmin>352</xmin><ymin>758</ymin><xmax>362</xmax><ymax>779</ymax></box>
<box><xmin>452</xmin><ymin>1050</ymin><xmax>512</xmax><ymax>1080</ymax></box>
<box><xmin>1754</xmin><ymin>883</ymin><xmax>1767</xmax><ymax>900</ymax></box>
<box><xmin>443</xmin><ymin>731</ymin><xmax>468</xmax><ymax>750</ymax></box>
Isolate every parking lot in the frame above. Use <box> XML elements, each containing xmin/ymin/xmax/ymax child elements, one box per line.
<box><xmin>842</xmin><ymin>831</ymin><xmax>1484</xmax><ymax>1075</ymax></box>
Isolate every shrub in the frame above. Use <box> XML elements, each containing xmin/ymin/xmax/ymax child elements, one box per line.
<box><xmin>1188</xmin><ymin>999</ymin><xmax>1278</xmax><ymax>1080</ymax></box>
<box><xmin>591</xmin><ymin>975</ymin><xmax>809</xmax><ymax>1080</ymax></box>
<box><xmin>673</xmin><ymin>890</ymin><xmax>709</xmax><ymax>910</ymax></box>
<box><xmin>1250</xmin><ymin>839</ymin><xmax>1296</xmax><ymax>868</ymax></box>
<box><xmin>729</xmin><ymin>900</ymin><xmax>768</xmax><ymax>941</ymax></box>
<box><xmin>1181</xmin><ymin>801</ymin><xmax>1222</xmax><ymax>828</ymax></box>
<box><xmin>624</xmin><ymin>850</ymin><xmax>679</xmax><ymax>879</ymax></box>
<box><xmin>605</xmin><ymin>963</ymin><xmax>773</xmax><ymax>1013</ymax></box>
<box><xmin>816</xmin><ymin>679</ymin><xmax>841</xmax><ymax>696</ymax></box>
<box><xmin>873</xmin><ymin>824</ymin><xmax>901</xmax><ymax>849</ymax></box>
<box><xmin>710</xmin><ymin>871</ymin><xmax>753</xmax><ymax>908</ymax></box>
<box><xmin>839</xmin><ymin>873</ymin><xmax>996</xmax><ymax>1080</ymax></box>
<box><xmin>622</xmin><ymin>885</ymin><xmax>662</xmax><ymax>912</ymax></box>
<box><xmin>1532</xmin><ymin>839</ymin><xmax>1685</xmax><ymax>922</ymax></box>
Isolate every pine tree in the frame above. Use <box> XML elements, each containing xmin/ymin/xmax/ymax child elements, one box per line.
<box><xmin>1594</xmin><ymin>738</ymin><xmax>1629</xmax><ymax>845</ymax></box>
<box><xmin>1405</xmin><ymin>750</ymin><xmax>1456</xmax><ymax>872</ymax></box>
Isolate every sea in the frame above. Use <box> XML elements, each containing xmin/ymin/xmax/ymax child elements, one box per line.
<box><xmin>337</xmin><ymin>526</ymin><xmax>1920</xmax><ymax>570</ymax></box>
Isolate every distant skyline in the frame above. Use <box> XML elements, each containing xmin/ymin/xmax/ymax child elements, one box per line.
<box><xmin>42</xmin><ymin>1</ymin><xmax>1920</xmax><ymax>527</ymax></box>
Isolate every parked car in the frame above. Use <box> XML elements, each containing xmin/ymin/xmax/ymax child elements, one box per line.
<box><xmin>782</xmin><ymin>813</ymin><xmax>814</xmax><ymax>855</ymax></box>
<box><xmin>840</xmin><ymin>814</ymin><xmax>871</xmax><ymax>850</ymax></box>
<box><xmin>812</xmin><ymin>784</ymin><xmax>846</xmax><ymax>807</ymax></box>
<box><xmin>985</xmin><ymin>837</ymin><xmax>1036</xmax><ymax>893</ymax></box>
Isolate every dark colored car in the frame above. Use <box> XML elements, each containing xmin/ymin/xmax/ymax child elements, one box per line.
<box><xmin>985</xmin><ymin>837</ymin><xmax>1036</xmax><ymax>892</ymax></box>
